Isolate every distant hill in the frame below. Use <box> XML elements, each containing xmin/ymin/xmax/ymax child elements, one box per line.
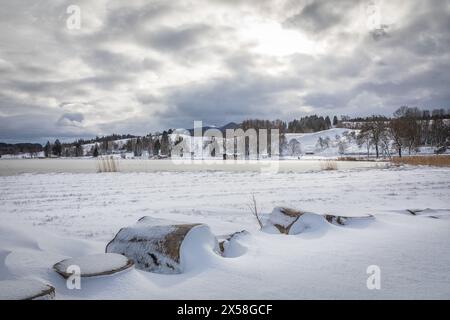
<box><xmin>186</xmin><ymin>122</ymin><xmax>241</xmax><ymax>135</ymax></box>
<box><xmin>220</xmin><ymin>122</ymin><xmax>240</xmax><ymax>131</ymax></box>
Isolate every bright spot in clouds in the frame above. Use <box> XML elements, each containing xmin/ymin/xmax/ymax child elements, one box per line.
<box><xmin>244</xmin><ymin>20</ymin><xmax>323</xmax><ymax>56</ymax></box>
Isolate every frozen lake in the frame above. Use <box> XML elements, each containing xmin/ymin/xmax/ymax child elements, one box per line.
<box><xmin>0</xmin><ymin>159</ymin><xmax>385</xmax><ymax>176</ymax></box>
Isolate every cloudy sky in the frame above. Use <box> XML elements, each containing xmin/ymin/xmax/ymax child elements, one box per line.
<box><xmin>0</xmin><ymin>0</ymin><xmax>449</xmax><ymax>142</ymax></box>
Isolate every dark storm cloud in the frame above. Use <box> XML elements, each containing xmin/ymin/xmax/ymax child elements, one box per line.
<box><xmin>0</xmin><ymin>0</ymin><xmax>449</xmax><ymax>142</ymax></box>
<box><xmin>283</xmin><ymin>0</ymin><xmax>359</xmax><ymax>34</ymax></box>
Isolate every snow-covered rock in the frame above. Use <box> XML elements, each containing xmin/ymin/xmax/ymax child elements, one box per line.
<box><xmin>53</xmin><ymin>253</ymin><xmax>134</xmax><ymax>279</ymax></box>
<box><xmin>0</xmin><ymin>279</ymin><xmax>55</xmax><ymax>300</ymax></box>
<box><xmin>106</xmin><ymin>217</ymin><xmax>219</xmax><ymax>274</ymax></box>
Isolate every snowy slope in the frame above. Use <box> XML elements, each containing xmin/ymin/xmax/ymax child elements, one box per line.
<box><xmin>284</xmin><ymin>128</ymin><xmax>361</xmax><ymax>157</ymax></box>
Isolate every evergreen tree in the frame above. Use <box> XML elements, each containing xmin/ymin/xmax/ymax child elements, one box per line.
<box><xmin>75</xmin><ymin>142</ymin><xmax>83</xmax><ymax>157</ymax></box>
<box><xmin>160</xmin><ymin>131</ymin><xmax>170</xmax><ymax>156</ymax></box>
<box><xmin>125</xmin><ymin>140</ymin><xmax>133</xmax><ymax>152</ymax></box>
<box><xmin>52</xmin><ymin>139</ymin><xmax>62</xmax><ymax>157</ymax></box>
<box><xmin>93</xmin><ymin>144</ymin><xmax>99</xmax><ymax>157</ymax></box>
<box><xmin>153</xmin><ymin>139</ymin><xmax>161</xmax><ymax>155</ymax></box>
<box><xmin>325</xmin><ymin>116</ymin><xmax>331</xmax><ymax>129</ymax></box>
<box><xmin>134</xmin><ymin>137</ymin><xmax>143</xmax><ymax>157</ymax></box>
<box><xmin>333</xmin><ymin>116</ymin><xmax>339</xmax><ymax>126</ymax></box>
<box><xmin>44</xmin><ymin>141</ymin><xmax>51</xmax><ymax>158</ymax></box>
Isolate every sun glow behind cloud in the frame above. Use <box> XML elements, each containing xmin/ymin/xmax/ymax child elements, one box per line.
<box><xmin>243</xmin><ymin>20</ymin><xmax>324</xmax><ymax>56</ymax></box>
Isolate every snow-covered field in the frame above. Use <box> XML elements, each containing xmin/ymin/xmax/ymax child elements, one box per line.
<box><xmin>0</xmin><ymin>165</ymin><xmax>449</xmax><ymax>299</ymax></box>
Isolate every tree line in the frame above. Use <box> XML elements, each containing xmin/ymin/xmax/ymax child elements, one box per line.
<box><xmin>2</xmin><ymin>107</ymin><xmax>448</xmax><ymax>158</ymax></box>
<box><xmin>0</xmin><ymin>143</ymin><xmax>43</xmax><ymax>157</ymax></box>
<box><xmin>240</xmin><ymin>115</ymin><xmax>337</xmax><ymax>134</ymax></box>
<box><xmin>356</xmin><ymin>106</ymin><xmax>449</xmax><ymax>158</ymax></box>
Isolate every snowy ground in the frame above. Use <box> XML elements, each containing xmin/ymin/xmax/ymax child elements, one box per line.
<box><xmin>0</xmin><ymin>165</ymin><xmax>449</xmax><ymax>299</ymax></box>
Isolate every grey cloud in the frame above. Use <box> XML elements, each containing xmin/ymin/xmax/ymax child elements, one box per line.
<box><xmin>370</xmin><ymin>25</ymin><xmax>390</xmax><ymax>41</ymax></box>
<box><xmin>142</xmin><ymin>24</ymin><xmax>213</xmax><ymax>51</ymax></box>
<box><xmin>57</xmin><ymin>112</ymin><xmax>84</xmax><ymax>127</ymax></box>
<box><xmin>158</xmin><ymin>71</ymin><xmax>304</xmax><ymax>128</ymax></box>
<box><xmin>283</xmin><ymin>0</ymin><xmax>359</xmax><ymax>34</ymax></box>
<box><xmin>0</xmin><ymin>113</ymin><xmax>94</xmax><ymax>143</ymax></box>
<box><xmin>0</xmin><ymin>0</ymin><xmax>449</xmax><ymax>142</ymax></box>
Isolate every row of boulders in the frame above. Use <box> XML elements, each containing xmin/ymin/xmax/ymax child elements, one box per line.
<box><xmin>0</xmin><ymin>207</ymin><xmax>376</xmax><ymax>299</ymax></box>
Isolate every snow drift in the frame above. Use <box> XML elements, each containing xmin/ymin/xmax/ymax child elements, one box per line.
<box><xmin>106</xmin><ymin>217</ymin><xmax>219</xmax><ymax>274</ymax></box>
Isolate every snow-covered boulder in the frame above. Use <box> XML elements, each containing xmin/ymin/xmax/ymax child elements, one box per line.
<box><xmin>53</xmin><ymin>253</ymin><xmax>134</xmax><ymax>279</ymax></box>
<box><xmin>0</xmin><ymin>279</ymin><xmax>55</xmax><ymax>300</ymax></box>
<box><xmin>106</xmin><ymin>217</ymin><xmax>219</xmax><ymax>274</ymax></box>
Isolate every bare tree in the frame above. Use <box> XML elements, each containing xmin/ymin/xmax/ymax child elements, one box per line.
<box><xmin>287</xmin><ymin>139</ymin><xmax>302</xmax><ymax>156</ymax></box>
<box><xmin>359</xmin><ymin>116</ymin><xmax>388</xmax><ymax>158</ymax></box>
<box><xmin>389</xmin><ymin>118</ymin><xmax>406</xmax><ymax>157</ymax></box>
<box><xmin>380</xmin><ymin>133</ymin><xmax>392</xmax><ymax>158</ymax></box>
<box><xmin>390</xmin><ymin>106</ymin><xmax>422</xmax><ymax>156</ymax></box>
<box><xmin>248</xmin><ymin>194</ymin><xmax>263</xmax><ymax>230</ymax></box>
<box><xmin>337</xmin><ymin>140</ymin><xmax>347</xmax><ymax>155</ymax></box>
<box><xmin>357</xmin><ymin>130</ymin><xmax>372</xmax><ymax>158</ymax></box>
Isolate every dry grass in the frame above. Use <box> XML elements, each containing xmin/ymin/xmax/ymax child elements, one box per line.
<box><xmin>321</xmin><ymin>160</ymin><xmax>338</xmax><ymax>171</ymax></box>
<box><xmin>97</xmin><ymin>156</ymin><xmax>119</xmax><ymax>172</ymax></box>
<box><xmin>391</xmin><ymin>155</ymin><xmax>450</xmax><ymax>167</ymax></box>
<box><xmin>337</xmin><ymin>156</ymin><xmax>359</xmax><ymax>161</ymax></box>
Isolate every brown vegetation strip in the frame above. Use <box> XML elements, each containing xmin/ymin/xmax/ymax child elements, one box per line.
<box><xmin>391</xmin><ymin>155</ymin><xmax>450</xmax><ymax>167</ymax></box>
